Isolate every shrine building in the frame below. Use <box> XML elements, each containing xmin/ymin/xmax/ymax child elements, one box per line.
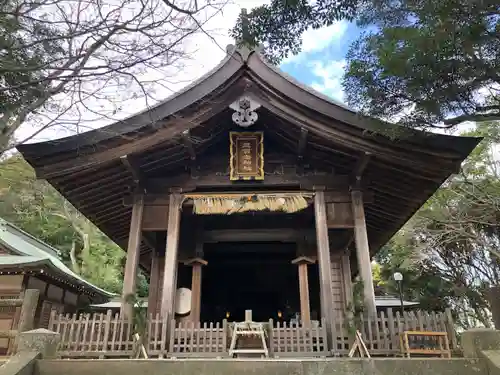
<box><xmin>17</xmin><ymin>44</ymin><xmax>480</xmax><ymax>334</ymax></box>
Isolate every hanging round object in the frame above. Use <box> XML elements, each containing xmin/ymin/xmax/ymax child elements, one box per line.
<box><xmin>175</xmin><ymin>287</ymin><xmax>192</xmax><ymax>315</ymax></box>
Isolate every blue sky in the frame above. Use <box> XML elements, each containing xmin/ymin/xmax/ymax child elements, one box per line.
<box><xmin>280</xmin><ymin>21</ymin><xmax>362</xmax><ymax>103</ymax></box>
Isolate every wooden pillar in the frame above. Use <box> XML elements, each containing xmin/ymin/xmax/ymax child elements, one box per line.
<box><xmin>351</xmin><ymin>189</ymin><xmax>376</xmax><ymax>316</ymax></box>
<box><xmin>341</xmin><ymin>253</ymin><xmax>353</xmax><ymax>310</ymax></box>
<box><xmin>314</xmin><ymin>190</ymin><xmax>334</xmax><ymax>346</ymax></box>
<box><xmin>160</xmin><ymin>193</ymin><xmax>183</xmax><ymax>320</ymax></box>
<box><xmin>121</xmin><ymin>196</ymin><xmax>144</xmax><ymax>318</ymax></box>
<box><xmin>292</xmin><ymin>256</ymin><xmax>315</xmax><ymax>325</ymax></box>
<box><xmin>185</xmin><ymin>257</ymin><xmax>207</xmax><ymax>323</ymax></box>
<box><xmin>147</xmin><ymin>249</ymin><xmax>161</xmax><ymax>317</ymax></box>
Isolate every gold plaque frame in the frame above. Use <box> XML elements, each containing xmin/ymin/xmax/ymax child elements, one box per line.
<box><xmin>229</xmin><ymin>131</ymin><xmax>264</xmax><ymax>181</ymax></box>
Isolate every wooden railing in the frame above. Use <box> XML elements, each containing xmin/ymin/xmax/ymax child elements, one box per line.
<box><xmin>48</xmin><ymin>309</ymin><xmax>456</xmax><ymax>358</ymax></box>
<box><xmin>48</xmin><ymin>310</ymin><xmax>135</xmax><ymax>358</ymax></box>
<box><xmin>270</xmin><ymin>318</ymin><xmax>329</xmax><ymax>357</ymax></box>
<box><xmin>169</xmin><ymin>320</ymin><xmax>227</xmax><ymax>357</ymax></box>
<box><xmin>330</xmin><ymin>309</ymin><xmax>457</xmax><ymax>356</ymax></box>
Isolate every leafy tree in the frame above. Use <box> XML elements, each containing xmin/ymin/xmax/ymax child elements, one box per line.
<box><xmin>0</xmin><ymin>155</ymin><xmax>127</xmax><ymax>294</ymax></box>
<box><xmin>343</xmin><ymin>0</ymin><xmax>499</xmax><ymax>130</ymax></box>
<box><xmin>376</xmin><ymin>122</ymin><xmax>500</xmax><ymax>328</ymax></box>
<box><xmin>234</xmin><ymin>0</ymin><xmax>500</xmax><ymax>130</ymax></box>
<box><xmin>230</xmin><ymin>0</ymin><xmax>357</xmax><ymax>64</ymax></box>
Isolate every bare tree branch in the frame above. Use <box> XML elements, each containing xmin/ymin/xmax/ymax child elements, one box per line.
<box><xmin>0</xmin><ymin>0</ymin><xmax>227</xmax><ymax>154</ymax></box>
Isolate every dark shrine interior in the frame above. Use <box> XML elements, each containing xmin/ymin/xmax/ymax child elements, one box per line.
<box><xmin>170</xmin><ymin>208</ymin><xmax>351</xmax><ymax>323</ymax></box>
<box><xmin>200</xmin><ymin>242</ymin><xmax>320</xmax><ymax>323</ymax></box>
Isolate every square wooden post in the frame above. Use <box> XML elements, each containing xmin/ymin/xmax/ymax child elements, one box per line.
<box><xmin>160</xmin><ymin>193</ymin><xmax>183</xmax><ymax>320</ymax></box>
<box><xmin>314</xmin><ymin>190</ymin><xmax>335</xmax><ymax>348</ymax></box>
<box><xmin>185</xmin><ymin>257</ymin><xmax>207</xmax><ymax>323</ymax></box>
<box><xmin>341</xmin><ymin>253</ymin><xmax>353</xmax><ymax>309</ymax></box>
<box><xmin>121</xmin><ymin>195</ymin><xmax>144</xmax><ymax>318</ymax></box>
<box><xmin>351</xmin><ymin>189</ymin><xmax>376</xmax><ymax>316</ymax></box>
<box><xmin>292</xmin><ymin>256</ymin><xmax>315</xmax><ymax>325</ymax></box>
<box><xmin>147</xmin><ymin>249</ymin><xmax>161</xmax><ymax>317</ymax></box>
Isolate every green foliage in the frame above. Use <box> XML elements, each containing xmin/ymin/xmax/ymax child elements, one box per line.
<box><xmin>124</xmin><ymin>293</ymin><xmax>148</xmax><ymax>358</ymax></box>
<box><xmin>345</xmin><ymin>279</ymin><xmax>364</xmax><ymax>335</ymax></box>
<box><xmin>344</xmin><ymin>0</ymin><xmax>500</xmax><ymax>129</ymax></box>
<box><xmin>375</xmin><ymin>122</ymin><xmax>500</xmax><ymax>328</ymax></box>
<box><xmin>230</xmin><ymin>0</ymin><xmax>357</xmax><ymax>64</ymax></box>
<box><xmin>0</xmin><ymin>154</ymin><xmax>132</xmax><ymax>295</ymax></box>
<box><xmin>237</xmin><ymin>0</ymin><xmax>499</xmax><ymax>129</ymax></box>
<box><xmin>125</xmin><ymin>293</ymin><xmax>147</xmax><ymax>335</ymax></box>
<box><xmin>0</xmin><ymin>0</ymin><xmax>64</xmax><ymax>116</ymax></box>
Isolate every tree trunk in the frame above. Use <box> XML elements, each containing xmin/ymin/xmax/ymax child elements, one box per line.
<box><xmin>69</xmin><ymin>240</ymin><xmax>80</xmax><ymax>274</ymax></box>
<box><xmin>488</xmin><ymin>286</ymin><xmax>500</xmax><ymax>329</ymax></box>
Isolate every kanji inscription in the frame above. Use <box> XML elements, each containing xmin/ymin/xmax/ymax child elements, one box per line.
<box><xmin>229</xmin><ymin>132</ymin><xmax>264</xmax><ymax>181</ymax></box>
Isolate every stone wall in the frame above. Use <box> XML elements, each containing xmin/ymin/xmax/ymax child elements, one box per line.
<box><xmin>35</xmin><ymin>358</ymin><xmax>486</xmax><ymax>375</ymax></box>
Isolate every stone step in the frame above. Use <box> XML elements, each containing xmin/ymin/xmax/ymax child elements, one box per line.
<box><xmin>36</xmin><ymin>358</ymin><xmax>488</xmax><ymax>375</ymax></box>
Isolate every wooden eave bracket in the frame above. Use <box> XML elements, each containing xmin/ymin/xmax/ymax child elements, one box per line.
<box><xmin>291</xmin><ymin>256</ymin><xmax>316</xmax><ymax>265</ymax></box>
<box><xmin>184</xmin><ymin>257</ymin><xmax>208</xmax><ymax>266</ymax></box>
<box><xmin>180</xmin><ymin>129</ymin><xmax>198</xmax><ymax>178</ymax></box>
<box><xmin>120</xmin><ymin>154</ymin><xmax>147</xmax><ymax>193</ymax></box>
<box><xmin>296</xmin><ymin>127</ymin><xmax>309</xmax><ymax>175</ymax></box>
<box><xmin>352</xmin><ymin>152</ymin><xmax>372</xmax><ymax>184</ymax></box>
<box><xmin>141</xmin><ymin>233</ymin><xmax>157</xmax><ymax>253</ymax></box>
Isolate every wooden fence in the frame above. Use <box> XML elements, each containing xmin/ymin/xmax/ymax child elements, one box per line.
<box><xmin>329</xmin><ymin>309</ymin><xmax>457</xmax><ymax>356</ymax></box>
<box><xmin>48</xmin><ymin>310</ymin><xmax>135</xmax><ymax>358</ymax></box>
<box><xmin>48</xmin><ymin>309</ymin><xmax>456</xmax><ymax>359</ymax></box>
<box><xmin>270</xmin><ymin>318</ymin><xmax>329</xmax><ymax>357</ymax></box>
<box><xmin>169</xmin><ymin>320</ymin><xmax>227</xmax><ymax>357</ymax></box>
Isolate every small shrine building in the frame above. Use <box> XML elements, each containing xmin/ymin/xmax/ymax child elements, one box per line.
<box><xmin>17</xmin><ymin>45</ymin><xmax>480</xmax><ymax>336</ymax></box>
<box><xmin>0</xmin><ymin>218</ymin><xmax>113</xmax><ymax>354</ymax></box>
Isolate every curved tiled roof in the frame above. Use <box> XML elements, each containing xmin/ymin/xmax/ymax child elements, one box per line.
<box><xmin>0</xmin><ymin>218</ymin><xmax>115</xmax><ymax>299</ymax></box>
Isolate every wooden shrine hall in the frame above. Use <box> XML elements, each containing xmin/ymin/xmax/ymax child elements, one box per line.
<box><xmin>17</xmin><ymin>44</ymin><xmax>480</xmax><ymax>342</ymax></box>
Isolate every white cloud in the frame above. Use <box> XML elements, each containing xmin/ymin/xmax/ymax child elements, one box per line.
<box><xmin>11</xmin><ymin>1</ymin><xmax>349</xmax><ymax>147</ymax></box>
<box><xmin>13</xmin><ymin>0</ymin><xmax>269</xmax><ymax>145</ymax></box>
<box><xmin>309</xmin><ymin>59</ymin><xmax>346</xmax><ymax>102</ymax></box>
<box><xmin>284</xmin><ymin>21</ymin><xmax>348</xmax><ymax>63</ymax></box>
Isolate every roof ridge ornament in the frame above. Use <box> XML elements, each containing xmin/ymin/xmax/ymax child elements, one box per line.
<box><xmin>230</xmin><ymin>96</ymin><xmax>260</xmax><ymax>127</ymax></box>
<box><xmin>230</xmin><ymin>8</ymin><xmax>260</xmax><ymax>63</ymax></box>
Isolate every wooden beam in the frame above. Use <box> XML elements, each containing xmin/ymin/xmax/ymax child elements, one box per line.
<box><xmin>297</xmin><ymin>127</ymin><xmax>308</xmax><ymax>174</ymax></box>
<box><xmin>314</xmin><ymin>190</ymin><xmax>335</xmax><ymax>348</ymax></box>
<box><xmin>341</xmin><ymin>253</ymin><xmax>353</xmax><ymax>309</ymax></box>
<box><xmin>124</xmin><ymin>190</ymin><xmax>373</xmax><ymax>207</ymax></box>
<box><xmin>180</xmin><ymin>130</ymin><xmax>198</xmax><ymax>178</ymax></box>
<box><xmin>160</xmin><ymin>193</ymin><xmax>183</xmax><ymax>320</ymax></box>
<box><xmin>142</xmin><ymin>232</ymin><xmax>157</xmax><ymax>251</ymax></box>
<box><xmin>120</xmin><ymin>154</ymin><xmax>146</xmax><ymax>193</ymax></box>
<box><xmin>185</xmin><ymin>257</ymin><xmax>206</xmax><ymax>323</ymax></box>
<box><xmin>351</xmin><ymin>189</ymin><xmax>376</xmax><ymax>316</ymax></box>
<box><xmin>180</xmin><ymin>130</ymin><xmax>196</xmax><ymax>160</ymax></box>
<box><xmin>352</xmin><ymin>152</ymin><xmax>372</xmax><ymax>186</ymax></box>
<box><xmin>203</xmin><ymin>228</ymin><xmax>310</xmax><ymax>243</ymax></box>
<box><xmin>147</xmin><ymin>249</ymin><xmax>161</xmax><ymax>317</ymax></box>
<box><xmin>296</xmin><ymin>261</ymin><xmax>312</xmax><ymax>324</ymax></box>
<box><xmin>143</xmin><ymin>172</ymin><xmax>350</xmax><ymax>193</ymax></box>
<box><xmin>120</xmin><ymin>195</ymin><xmax>144</xmax><ymax>318</ymax></box>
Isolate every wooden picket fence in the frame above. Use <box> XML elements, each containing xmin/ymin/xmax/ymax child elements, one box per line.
<box><xmin>329</xmin><ymin>309</ymin><xmax>457</xmax><ymax>356</ymax></box>
<box><xmin>48</xmin><ymin>310</ymin><xmax>135</xmax><ymax>358</ymax></box>
<box><xmin>169</xmin><ymin>320</ymin><xmax>227</xmax><ymax>357</ymax></box>
<box><xmin>270</xmin><ymin>318</ymin><xmax>329</xmax><ymax>357</ymax></box>
<box><xmin>48</xmin><ymin>309</ymin><xmax>457</xmax><ymax>358</ymax></box>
